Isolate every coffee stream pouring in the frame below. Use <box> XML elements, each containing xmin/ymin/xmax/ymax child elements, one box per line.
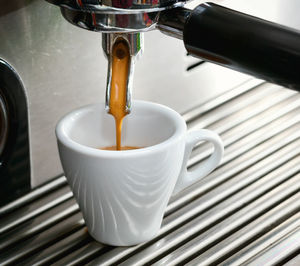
<box><xmin>47</xmin><ymin>0</ymin><xmax>300</xmax><ymax>113</ymax></box>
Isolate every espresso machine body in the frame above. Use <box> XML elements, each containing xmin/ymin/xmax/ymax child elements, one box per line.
<box><xmin>1</xmin><ymin>1</ymin><xmax>300</xmax><ymax>263</ymax></box>
<box><xmin>0</xmin><ymin>0</ymin><xmax>251</xmax><ymax>205</ymax></box>
<box><xmin>47</xmin><ymin>0</ymin><xmax>300</xmax><ymax>91</ymax></box>
<box><xmin>1</xmin><ymin>0</ymin><xmax>300</xmax><ymax>205</ymax></box>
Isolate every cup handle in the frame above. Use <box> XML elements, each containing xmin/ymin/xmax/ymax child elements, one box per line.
<box><xmin>173</xmin><ymin>129</ymin><xmax>224</xmax><ymax>194</ymax></box>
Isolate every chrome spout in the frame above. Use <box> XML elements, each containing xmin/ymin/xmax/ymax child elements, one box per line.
<box><xmin>102</xmin><ymin>33</ymin><xmax>143</xmax><ymax>113</ymax></box>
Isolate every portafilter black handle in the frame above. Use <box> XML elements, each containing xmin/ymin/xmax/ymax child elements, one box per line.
<box><xmin>158</xmin><ymin>2</ymin><xmax>300</xmax><ymax>91</ymax></box>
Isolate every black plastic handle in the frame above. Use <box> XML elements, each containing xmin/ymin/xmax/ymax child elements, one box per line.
<box><xmin>183</xmin><ymin>3</ymin><xmax>300</xmax><ymax>91</ymax></box>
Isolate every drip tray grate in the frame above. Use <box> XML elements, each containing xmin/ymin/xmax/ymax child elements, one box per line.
<box><xmin>0</xmin><ymin>79</ymin><xmax>299</xmax><ymax>265</ymax></box>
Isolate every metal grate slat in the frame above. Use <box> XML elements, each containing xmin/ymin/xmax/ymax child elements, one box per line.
<box><xmin>0</xmin><ymin>80</ymin><xmax>299</xmax><ymax>265</ymax></box>
<box><xmin>185</xmin><ymin>194</ymin><xmax>300</xmax><ymax>266</ymax></box>
<box><xmin>167</xmin><ymin>125</ymin><xmax>299</xmax><ymax>216</ymax></box>
<box><xmin>0</xmin><ymin>214</ymin><xmax>85</xmax><ymax>265</ymax></box>
<box><xmin>182</xmin><ymin>79</ymin><xmax>264</xmax><ymax>122</ymax></box>
<box><xmin>222</xmin><ymin>214</ymin><xmax>300</xmax><ymax>266</ymax></box>
<box><xmin>152</xmin><ymin>176</ymin><xmax>300</xmax><ymax>265</ymax></box>
<box><xmin>0</xmin><ymin>188</ymin><xmax>73</xmax><ymax>235</ymax></box>
<box><xmin>93</xmin><ymin>156</ymin><xmax>299</xmax><ymax>265</ymax></box>
<box><xmin>0</xmin><ymin>199</ymin><xmax>78</xmax><ymax>252</ymax></box>
<box><xmin>245</xmin><ymin>230</ymin><xmax>300</xmax><ymax>266</ymax></box>
<box><xmin>0</xmin><ymin>176</ymin><xmax>67</xmax><ymax>217</ymax></box>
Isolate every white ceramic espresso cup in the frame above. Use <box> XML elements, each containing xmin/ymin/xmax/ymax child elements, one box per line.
<box><xmin>56</xmin><ymin>100</ymin><xmax>224</xmax><ymax>246</ymax></box>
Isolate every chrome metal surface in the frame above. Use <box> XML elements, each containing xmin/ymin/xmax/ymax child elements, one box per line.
<box><xmin>1</xmin><ymin>0</ymin><xmax>247</xmax><ymax>188</ymax></box>
<box><xmin>103</xmin><ymin>33</ymin><xmax>143</xmax><ymax>113</ymax></box>
<box><xmin>102</xmin><ymin>33</ymin><xmax>143</xmax><ymax>60</ymax></box>
<box><xmin>47</xmin><ymin>0</ymin><xmax>186</xmax><ymax>32</ymax></box>
<box><xmin>0</xmin><ymin>176</ymin><xmax>67</xmax><ymax>217</ymax></box>
<box><xmin>157</xmin><ymin>7</ymin><xmax>191</xmax><ymax>40</ymax></box>
<box><xmin>186</xmin><ymin>194</ymin><xmax>300</xmax><ymax>266</ymax></box>
<box><xmin>0</xmin><ymin>93</ymin><xmax>8</xmax><ymax>156</ymax></box>
<box><xmin>245</xmin><ymin>230</ymin><xmax>300</xmax><ymax>266</ymax></box>
<box><xmin>222</xmin><ymin>214</ymin><xmax>300</xmax><ymax>266</ymax></box>
<box><xmin>0</xmin><ymin>58</ymin><xmax>31</xmax><ymax>206</ymax></box>
<box><xmin>0</xmin><ymin>81</ymin><xmax>299</xmax><ymax>265</ymax></box>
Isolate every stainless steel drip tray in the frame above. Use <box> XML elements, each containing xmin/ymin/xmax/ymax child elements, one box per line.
<box><xmin>0</xmin><ymin>80</ymin><xmax>299</xmax><ymax>265</ymax></box>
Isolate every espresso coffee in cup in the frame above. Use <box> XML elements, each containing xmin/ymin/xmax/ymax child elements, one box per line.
<box><xmin>99</xmin><ymin>146</ymin><xmax>141</xmax><ymax>150</ymax></box>
<box><xmin>56</xmin><ymin>101</ymin><xmax>224</xmax><ymax>246</ymax></box>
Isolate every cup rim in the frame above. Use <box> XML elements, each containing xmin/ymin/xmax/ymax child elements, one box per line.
<box><xmin>55</xmin><ymin>100</ymin><xmax>187</xmax><ymax>158</ymax></box>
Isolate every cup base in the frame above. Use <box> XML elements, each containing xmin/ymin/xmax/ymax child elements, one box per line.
<box><xmin>87</xmin><ymin>227</ymin><xmax>159</xmax><ymax>247</ymax></box>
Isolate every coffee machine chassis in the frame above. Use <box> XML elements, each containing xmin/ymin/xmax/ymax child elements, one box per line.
<box><xmin>0</xmin><ymin>0</ymin><xmax>253</xmax><ymax>203</ymax></box>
